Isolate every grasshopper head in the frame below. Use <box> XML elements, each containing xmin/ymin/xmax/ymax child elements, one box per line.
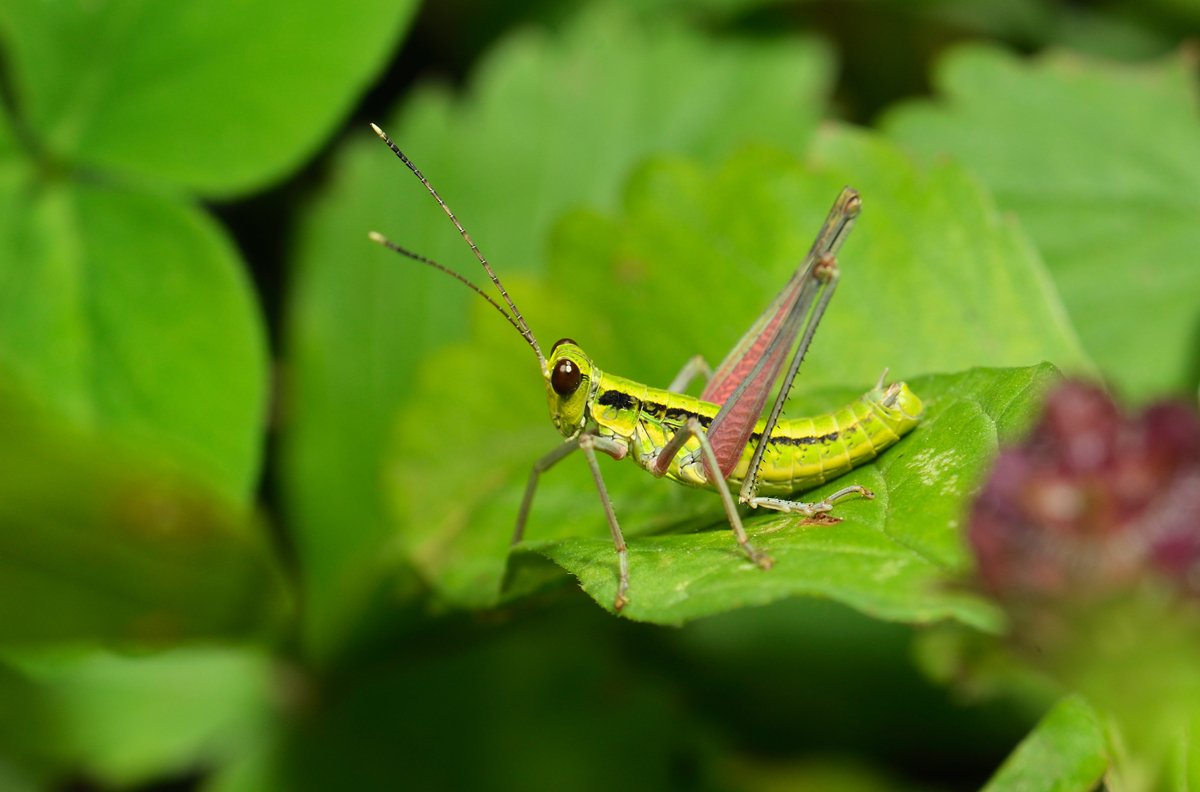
<box><xmin>545</xmin><ymin>339</ymin><xmax>594</xmax><ymax>437</ymax></box>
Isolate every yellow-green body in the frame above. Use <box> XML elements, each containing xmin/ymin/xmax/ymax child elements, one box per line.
<box><xmin>546</xmin><ymin>342</ymin><xmax>923</xmax><ymax>496</ymax></box>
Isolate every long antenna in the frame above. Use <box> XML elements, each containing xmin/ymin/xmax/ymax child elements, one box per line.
<box><xmin>367</xmin><ymin>231</ymin><xmax>528</xmax><ymax>339</ymax></box>
<box><xmin>368</xmin><ymin>123</ymin><xmax>546</xmax><ymax>369</ymax></box>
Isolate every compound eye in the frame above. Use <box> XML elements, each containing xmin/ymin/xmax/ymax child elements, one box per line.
<box><xmin>551</xmin><ymin>358</ymin><xmax>582</xmax><ymax>396</ymax></box>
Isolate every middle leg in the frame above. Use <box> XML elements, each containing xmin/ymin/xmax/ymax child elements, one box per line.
<box><xmin>654</xmin><ymin>418</ymin><xmax>773</xmax><ymax>570</ymax></box>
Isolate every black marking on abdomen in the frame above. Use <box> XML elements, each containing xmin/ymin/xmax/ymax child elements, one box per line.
<box><xmin>757</xmin><ymin>429</ymin><xmax>840</xmax><ymax>447</ymax></box>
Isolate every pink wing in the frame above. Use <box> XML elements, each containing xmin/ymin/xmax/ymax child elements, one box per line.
<box><xmin>702</xmin><ymin>188</ymin><xmax>861</xmax><ymax>478</ymax></box>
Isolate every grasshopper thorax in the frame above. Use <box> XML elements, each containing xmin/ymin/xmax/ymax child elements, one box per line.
<box><xmin>546</xmin><ymin>338</ymin><xmax>596</xmax><ymax>438</ymax></box>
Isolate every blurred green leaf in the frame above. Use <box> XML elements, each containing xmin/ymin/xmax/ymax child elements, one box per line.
<box><xmin>1034</xmin><ymin>593</ymin><xmax>1200</xmax><ymax>790</ymax></box>
<box><xmin>206</xmin><ymin>602</ymin><xmax>719</xmax><ymax>792</ymax></box>
<box><xmin>982</xmin><ymin>695</ymin><xmax>1108</xmax><ymax>792</ymax></box>
<box><xmin>1169</xmin><ymin>713</ymin><xmax>1200</xmax><ymax>790</ymax></box>
<box><xmin>0</xmin><ymin>0</ymin><xmax>417</xmax><ymax>499</ymax></box>
<box><xmin>389</xmin><ymin>137</ymin><xmax>1078</xmax><ymax>622</ymax></box>
<box><xmin>284</xmin><ymin>4</ymin><xmax>835</xmax><ymax>657</ymax></box>
<box><xmin>709</xmin><ymin>757</ymin><xmax>927</xmax><ymax>792</ymax></box>
<box><xmin>0</xmin><ymin>104</ymin><xmax>16</xmax><ymax>156</ymax></box>
<box><xmin>883</xmin><ymin>44</ymin><xmax>1200</xmax><ymax>399</ymax></box>
<box><xmin>675</xmin><ymin>598</ymin><xmax>1036</xmax><ymax>783</ymax></box>
<box><xmin>0</xmin><ymin>660</ymin><xmax>60</xmax><ymax>786</ymax></box>
<box><xmin>880</xmin><ymin>0</ymin><xmax>1180</xmax><ymax>59</ymax></box>
<box><xmin>0</xmin><ymin>763</ymin><xmax>38</xmax><ymax>792</ymax></box>
<box><xmin>2</xmin><ymin>647</ymin><xmax>274</xmax><ymax>788</ymax></box>
<box><xmin>0</xmin><ymin>387</ymin><xmax>287</xmax><ymax>644</ymax></box>
<box><xmin>551</xmin><ymin>133</ymin><xmax>1088</xmax><ymax>390</ymax></box>
<box><xmin>0</xmin><ymin>0</ymin><xmax>418</xmax><ymax>196</ymax></box>
<box><xmin>0</xmin><ymin>173</ymin><xmax>267</xmax><ymax>502</ymax></box>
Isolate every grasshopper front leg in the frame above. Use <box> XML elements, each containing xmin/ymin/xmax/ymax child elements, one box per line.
<box><xmin>514</xmin><ymin>433</ymin><xmax>634</xmax><ymax>611</ymax></box>
<box><xmin>513</xmin><ymin>437</ymin><xmax>581</xmax><ymax>546</ymax></box>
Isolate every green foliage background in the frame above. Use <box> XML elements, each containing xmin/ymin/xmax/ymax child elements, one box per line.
<box><xmin>0</xmin><ymin>0</ymin><xmax>1197</xmax><ymax>789</ymax></box>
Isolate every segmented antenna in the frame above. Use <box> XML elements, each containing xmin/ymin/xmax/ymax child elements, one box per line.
<box><xmin>367</xmin><ymin>231</ymin><xmax>527</xmax><ymax>340</ymax></box>
<box><xmin>367</xmin><ymin>123</ymin><xmax>546</xmax><ymax>369</ymax></box>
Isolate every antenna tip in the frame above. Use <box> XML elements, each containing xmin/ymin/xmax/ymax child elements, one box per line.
<box><xmin>367</xmin><ymin>230</ymin><xmax>387</xmax><ymax>245</ymax></box>
<box><xmin>369</xmin><ymin>122</ymin><xmax>386</xmax><ymax>139</ymax></box>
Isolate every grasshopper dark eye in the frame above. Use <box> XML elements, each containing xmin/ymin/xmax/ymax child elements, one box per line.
<box><xmin>551</xmin><ymin>358</ymin><xmax>582</xmax><ymax>396</ymax></box>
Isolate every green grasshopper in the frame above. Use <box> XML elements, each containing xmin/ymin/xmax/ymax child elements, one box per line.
<box><xmin>368</xmin><ymin>124</ymin><xmax>923</xmax><ymax>611</ymax></box>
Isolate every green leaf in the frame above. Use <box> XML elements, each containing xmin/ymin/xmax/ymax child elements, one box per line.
<box><xmin>1</xmin><ymin>647</ymin><xmax>273</xmax><ymax>788</ymax></box>
<box><xmin>0</xmin><ymin>102</ymin><xmax>16</xmax><ymax>156</ymax></box>
<box><xmin>0</xmin><ymin>660</ymin><xmax>59</xmax><ymax>786</ymax></box>
<box><xmin>0</xmin><ymin>0</ymin><xmax>409</xmax><ymax>501</ymax></box>
<box><xmin>0</xmin><ymin>386</ymin><xmax>288</xmax><ymax>644</ymax></box>
<box><xmin>283</xmin><ymin>5</ymin><xmax>834</xmax><ymax>656</ymax></box>
<box><xmin>883</xmin><ymin>44</ymin><xmax>1200</xmax><ymax>399</ymax></box>
<box><xmin>0</xmin><ymin>0</ymin><xmax>418</xmax><ymax>196</ymax></box>
<box><xmin>983</xmin><ymin>696</ymin><xmax>1108</xmax><ymax>792</ymax></box>
<box><xmin>1169</xmin><ymin>712</ymin><xmax>1200</xmax><ymax>790</ymax></box>
<box><xmin>205</xmin><ymin>602</ymin><xmax>723</xmax><ymax>792</ymax></box>
<box><xmin>0</xmin><ymin>175</ymin><xmax>267</xmax><ymax>502</ymax></box>
<box><xmin>387</xmin><ymin>138</ymin><xmax>1075</xmax><ymax>623</ymax></box>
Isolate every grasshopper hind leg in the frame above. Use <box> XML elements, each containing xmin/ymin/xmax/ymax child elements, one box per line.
<box><xmin>744</xmin><ymin>484</ymin><xmax>874</xmax><ymax>517</ymax></box>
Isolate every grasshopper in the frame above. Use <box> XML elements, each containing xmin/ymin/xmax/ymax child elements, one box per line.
<box><xmin>368</xmin><ymin>124</ymin><xmax>923</xmax><ymax>611</ymax></box>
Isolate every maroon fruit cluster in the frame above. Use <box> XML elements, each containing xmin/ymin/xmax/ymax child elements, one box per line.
<box><xmin>969</xmin><ymin>380</ymin><xmax>1200</xmax><ymax>601</ymax></box>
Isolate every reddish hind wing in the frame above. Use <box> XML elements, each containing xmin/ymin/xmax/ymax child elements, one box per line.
<box><xmin>704</xmin><ymin>287</ymin><xmax>813</xmax><ymax>476</ymax></box>
<box><xmin>702</xmin><ymin>188</ymin><xmax>862</xmax><ymax>478</ymax></box>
